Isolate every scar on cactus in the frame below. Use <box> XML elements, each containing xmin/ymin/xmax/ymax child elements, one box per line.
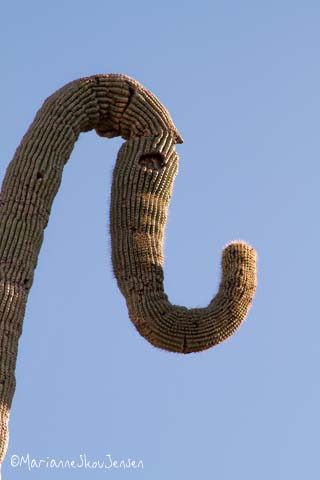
<box><xmin>0</xmin><ymin>74</ymin><xmax>257</xmax><ymax>464</ymax></box>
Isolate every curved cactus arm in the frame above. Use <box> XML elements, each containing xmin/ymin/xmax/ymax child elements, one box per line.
<box><xmin>111</xmin><ymin>136</ymin><xmax>257</xmax><ymax>353</ymax></box>
<box><xmin>0</xmin><ymin>74</ymin><xmax>257</xmax><ymax>464</ymax></box>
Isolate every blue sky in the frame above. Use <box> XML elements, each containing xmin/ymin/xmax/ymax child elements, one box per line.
<box><xmin>1</xmin><ymin>1</ymin><xmax>320</xmax><ymax>478</ymax></box>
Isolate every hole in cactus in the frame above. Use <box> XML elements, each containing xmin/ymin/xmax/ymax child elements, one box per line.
<box><xmin>138</xmin><ymin>152</ymin><xmax>164</xmax><ymax>171</ymax></box>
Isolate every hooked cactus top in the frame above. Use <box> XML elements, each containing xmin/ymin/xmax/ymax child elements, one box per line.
<box><xmin>0</xmin><ymin>74</ymin><xmax>257</xmax><ymax>466</ymax></box>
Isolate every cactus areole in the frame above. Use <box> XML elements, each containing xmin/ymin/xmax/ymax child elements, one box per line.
<box><xmin>0</xmin><ymin>74</ymin><xmax>257</xmax><ymax>464</ymax></box>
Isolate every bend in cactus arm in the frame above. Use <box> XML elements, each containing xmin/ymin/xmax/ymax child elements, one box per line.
<box><xmin>110</xmin><ymin>135</ymin><xmax>257</xmax><ymax>353</ymax></box>
<box><xmin>0</xmin><ymin>74</ymin><xmax>257</xmax><ymax>465</ymax></box>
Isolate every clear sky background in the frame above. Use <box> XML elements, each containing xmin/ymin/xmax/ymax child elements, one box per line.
<box><xmin>1</xmin><ymin>1</ymin><xmax>320</xmax><ymax>478</ymax></box>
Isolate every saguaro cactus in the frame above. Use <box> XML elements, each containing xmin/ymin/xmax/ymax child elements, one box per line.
<box><xmin>0</xmin><ymin>74</ymin><xmax>257</xmax><ymax>465</ymax></box>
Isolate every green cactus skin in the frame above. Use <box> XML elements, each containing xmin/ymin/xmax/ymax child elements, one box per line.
<box><xmin>0</xmin><ymin>74</ymin><xmax>257</xmax><ymax>465</ymax></box>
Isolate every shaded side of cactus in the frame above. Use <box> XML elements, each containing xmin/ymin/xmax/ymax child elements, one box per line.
<box><xmin>0</xmin><ymin>74</ymin><xmax>257</xmax><ymax>464</ymax></box>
